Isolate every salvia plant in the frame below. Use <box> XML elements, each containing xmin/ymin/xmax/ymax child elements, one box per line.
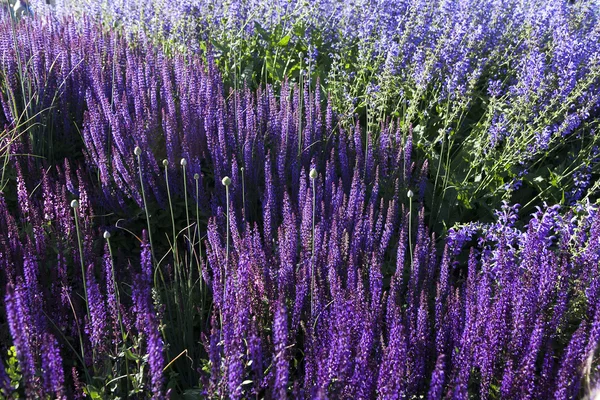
<box><xmin>0</xmin><ymin>2</ymin><xmax>600</xmax><ymax>400</ymax></box>
<box><xmin>24</xmin><ymin>0</ymin><xmax>600</xmax><ymax>223</ymax></box>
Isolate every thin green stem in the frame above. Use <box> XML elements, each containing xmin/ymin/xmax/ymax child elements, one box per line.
<box><xmin>135</xmin><ymin>150</ymin><xmax>156</xmax><ymax>265</ymax></box>
<box><xmin>241</xmin><ymin>167</ymin><xmax>246</xmax><ymax>220</ymax></box>
<box><xmin>72</xmin><ymin>202</ymin><xmax>90</xmax><ymax>324</ymax></box>
<box><xmin>194</xmin><ymin>174</ymin><xmax>204</xmax><ymax>311</ymax></box>
<box><xmin>164</xmin><ymin>162</ymin><xmax>179</xmax><ymax>269</ymax></box>
<box><xmin>298</xmin><ymin>62</ymin><xmax>303</xmax><ymax>157</ymax></box>
<box><xmin>310</xmin><ymin>170</ymin><xmax>317</xmax><ymax>317</ymax></box>
<box><xmin>225</xmin><ymin>184</ymin><xmax>230</xmax><ymax>286</ymax></box>
<box><xmin>182</xmin><ymin>159</ymin><xmax>192</xmax><ymax>288</ymax></box>
<box><xmin>104</xmin><ymin>233</ymin><xmax>129</xmax><ymax>394</ymax></box>
<box><xmin>408</xmin><ymin>192</ymin><xmax>414</xmax><ymax>266</ymax></box>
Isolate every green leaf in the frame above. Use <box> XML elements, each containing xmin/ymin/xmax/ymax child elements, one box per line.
<box><xmin>277</xmin><ymin>35</ymin><xmax>291</xmax><ymax>47</ymax></box>
<box><xmin>254</xmin><ymin>22</ymin><xmax>270</xmax><ymax>42</ymax></box>
<box><xmin>121</xmin><ymin>349</ymin><xmax>140</xmax><ymax>362</ymax></box>
<box><xmin>84</xmin><ymin>385</ymin><xmax>103</xmax><ymax>399</ymax></box>
<box><xmin>183</xmin><ymin>389</ymin><xmax>205</xmax><ymax>399</ymax></box>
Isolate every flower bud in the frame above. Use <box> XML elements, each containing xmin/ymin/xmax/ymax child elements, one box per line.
<box><xmin>193</xmin><ymin>173</ymin><xmax>200</xmax><ymax>180</ymax></box>
<box><xmin>407</xmin><ymin>190</ymin><xmax>414</xmax><ymax>198</ymax></box>
<box><xmin>222</xmin><ymin>176</ymin><xmax>231</xmax><ymax>186</ymax></box>
<box><xmin>134</xmin><ymin>146</ymin><xmax>142</xmax><ymax>156</ymax></box>
<box><xmin>180</xmin><ymin>158</ymin><xmax>187</xmax><ymax>167</ymax></box>
<box><xmin>103</xmin><ymin>231</ymin><xmax>111</xmax><ymax>239</ymax></box>
<box><xmin>309</xmin><ymin>168</ymin><xmax>318</xmax><ymax>179</ymax></box>
<box><xmin>70</xmin><ymin>200</ymin><xmax>79</xmax><ymax>209</ymax></box>
<box><xmin>162</xmin><ymin>159</ymin><xmax>168</xmax><ymax>167</ymax></box>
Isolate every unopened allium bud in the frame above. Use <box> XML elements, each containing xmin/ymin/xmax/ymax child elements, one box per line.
<box><xmin>193</xmin><ymin>173</ymin><xmax>200</xmax><ymax>180</ymax></box>
<box><xmin>222</xmin><ymin>176</ymin><xmax>231</xmax><ymax>186</ymax></box>
<box><xmin>309</xmin><ymin>169</ymin><xmax>318</xmax><ymax>179</ymax></box>
<box><xmin>103</xmin><ymin>231</ymin><xmax>111</xmax><ymax>240</ymax></box>
<box><xmin>180</xmin><ymin>158</ymin><xmax>187</xmax><ymax>167</ymax></box>
<box><xmin>407</xmin><ymin>190</ymin><xmax>414</xmax><ymax>198</ymax></box>
<box><xmin>70</xmin><ymin>200</ymin><xmax>79</xmax><ymax>209</ymax></box>
<box><xmin>162</xmin><ymin>159</ymin><xmax>168</xmax><ymax>167</ymax></box>
<box><xmin>134</xmin><ymin>146</ymin><xmax>142</xmax><ymax>156</ymax></box>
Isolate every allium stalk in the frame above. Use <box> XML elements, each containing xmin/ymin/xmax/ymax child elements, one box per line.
<box><xmin>135</xmin><ymin>146</ymin><xmax>156</xmax><ymax>265</ymax></box>
<box><xmin>222</xmin><ymin>176</ymin><xmax>232</xmax><ymax>291</ymax></box>
<box><xmin>104</xmin><ymin>230</ymin><xmax>130</xmax><ymax>392</ymax></box>
<box><xmin>407</xmin><ymin>190</ymin><xmax>414</xmax><ymax>265</ymax></box>
<box><xmin>194</xmin><ymin>172</ymin><xmax>205</xmax><ymax>315</ymax></box>
<box><xmin>181</xmin><ymin>158</ymin><xmax>194</xmax><ymax>289</ymax></box>
<box><xmin>71</xmin><ymin>200</ymin><xmax>90</xmax><ymax>325</ymax></box>
<box><xmin>310</xmin><ymin>168</ymin><xmax>317</xmax><ymax>317</ymax></box>
<box><xmin>181</xmin><ymin>159</ymin><xmax>191</xmax><ymax>252</ymax></box>
<box><xmin>241</xmin><ymin>166</ymin><xmax>245</xmax><ymax>220</ymax></box>
<box><xmin>298</xmin><ymin>58</ymin><xmax>303</xmax><ymax>157</ymax></box>
<box><xmin>194</xmin><ymin>173</ymin><xmax>202</xmax><ymax>273</ymax></box>
<box><xmin>104</xmin><ymin>231</ymin><xmax>124</xmax><ymax>340</ymax></box>
<box><xmin>163</xmin><ymin>160</ymin><xmax>179</xmax><ymax>270</ymax></box>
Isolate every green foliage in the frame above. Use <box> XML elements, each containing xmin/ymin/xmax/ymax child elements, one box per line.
<box><xmin>5</xmin><ymin>347</ymin><xmax>21</xmax><ymax>397</ymax></box>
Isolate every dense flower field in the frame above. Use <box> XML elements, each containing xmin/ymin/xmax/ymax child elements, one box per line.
<box><xmin>1</xmin><ymin>1</ymin><xmax>600</xmax><ymax>399</ymax></box>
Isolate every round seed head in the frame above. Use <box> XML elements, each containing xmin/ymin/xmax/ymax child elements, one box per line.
<box><xmin>134</xmin><ymin>146</ymin><xmax>142</xmax><ymax>156</ymax></box>
<box><xmin>222</xmin><ymin>176</ymin><xmax>231</xmax><ymax>186</ymax></box>
<box><xmin>309</xmin><ymin>168</ymin><xmax>318</xmax><ymax>179</ymax></box>
<box><xmin>103</xmin><ymin>231</ymin><xmax>111</xmax><ymax>239</ymax></box>
<box><xmin>407</xmin><ymin>190</ymin><xmax>414</xmax><ymax>198</ymax></box>
<box><xmin>193</xmin><ymin>173</ymin><xmax>200</xmax><ymax>180</ymax></box>
<box><xmin>70</xmin><ymin>200</ymin><xmax>79</xmax><ymax>209</ymax></box>
<box><xmin>180</xmin><ymin>158</ymin><xmax>187</xmax><ymax>167</ymax></box>
<box><xmin>162</xmin><ymin>159</ymin><xmax>168</xmax><ymax>167</ymax></box>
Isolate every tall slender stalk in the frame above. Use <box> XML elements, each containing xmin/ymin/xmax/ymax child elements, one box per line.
<box><xmin>309</xmin><ymin>168</ymin><xmax>317</xmax><ymax>317</ymax></box>
<box><xmin>241</xmin><ymin>166</ymin><xmax>246</xmax><ymax>220</ymax></box>
<box><xmin>71</xmin><ymin>199</ymin><xmax>95</xmax><ymax>368</ymax></box>
<box><xmin>71</xmin><ymin>200</ymin><xmax>90</xmax><ymax>323</ymax></box>
<box><xmin>222</xmin><ymin>176</ymin><xmax>231</xmax><ymax>294</ymax></box>
<box><xmin>135</xmin><ymin>146</ymin><xmax>156</xmax><ymax>265</ymax></box>
<box><xmin>194</xmin><ymin>173</ymin><xmax>202</xmax><ymax>260</ymax></box>
<box><xmin>103</xmin><ymin>231</ymin><xmax>124</xmax><ymax>341</ymax></box>
<box><xmin>194</xmin><ymin>173</ymin><xmax>204</xmax><ymax>311</ymax></box>
<box><xmin>220</xmin><ymin>176</ymin><xmax>232</xmax><ymax>339</ymax></box>
<box><xmin>407</xmin><ymin>190</ymin><xmax>414</xmax><ymax>265</ymax></box>
<box><xmin>298</xmin><ymin>53</ymin><xmax>304</xmax><ymax>157</ymax></box>
<box><xmin>181</xmin><ymin>158</ymin><xmax>192</xmax><ymax>287</ymax></box>
<box><xmin>104</xmin><ymin>231</ymin><xmax>129</xmax><ymax>394</ymax></box>
<box><xmin>163</xmin><ymin>160</ymin><xmax>179</xmax><ymax>270</ymax></box>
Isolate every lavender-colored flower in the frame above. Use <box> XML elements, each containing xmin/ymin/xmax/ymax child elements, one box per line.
<box><xmin>5</xmin><ymin>282</ymin><xmax>37</xmax><ymax>395</ymax></box>
<box><xmin>274</xmin><ymin>299</ymin><xmax>289</xmax><ymax>399</ymax></box>
<box><xmin>40</xmin><ymin>333</ymin><xmax>65</xmax><ymax>399</ymax></box>
<box><xmin>427</xmin><ymin>354</ymin><xmax>445</xmax><ymax>400</ymax></box>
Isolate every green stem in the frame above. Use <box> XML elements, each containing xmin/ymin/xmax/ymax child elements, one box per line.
<box><xmin>182</xmin><ymin>160</ymin><xmax>192</xmax><ymax>288</ymax></box>
<box><xmin>164</xmin><ymin>162</ymin><xmax>179</xmax><ymax>268</ymax></box>
<box><xmin>104</xmin><ymin>233</ymin><xmax>129</xmax><ymax>394</ymax></box>
<box><xmin>241</xmin><ymin>167</ymin><xmax>246</xmax><ymax>220</ymax></box>
<box><xmin>72</xmin><ymin>202</ymin><xmax>90</xmax><ymax>324</ymax></box>
<box><xmin>408</xmin><ymin>193</ymin><xmax>413</xmax><ymax>266</ymax></box>
<box><xmin>136</xmin><ymin>150</ymin><xmax>156</xmax><ymax>265</ymax></box>
<box><xmin>225</xmin><ymin>184</ymin><xmax>230</xmax><ymax>289</ymax></box>
<box><xmin>71</xmin><ymin>201</ymin><xmax>95</xmax><ymax>367</ymax></box>
<box><xmin>310</xmin><ymin>172</ymin><xmax>317</xmax><ymax>317</ymax></box>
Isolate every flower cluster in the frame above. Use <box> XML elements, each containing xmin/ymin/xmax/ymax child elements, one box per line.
<box><xmin>0</xmin><ymin>6</ymin><xmax>600</xmax><ymax>399</ymax></box>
